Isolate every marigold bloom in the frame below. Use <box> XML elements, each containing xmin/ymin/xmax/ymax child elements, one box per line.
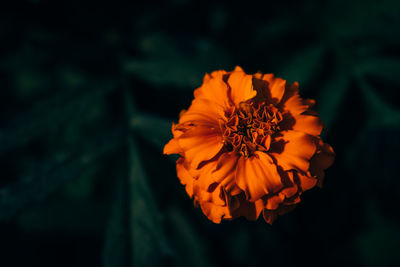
<box><xmin>164</xmin><ymin>66</ymin><xmax>334</xmax><ymax>224</ymax></box>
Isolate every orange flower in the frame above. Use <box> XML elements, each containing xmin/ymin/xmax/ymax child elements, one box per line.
<box><xmin>164</xmin><ymin>66</ymin><xmax>334</xmax><ymax>224</ymax></box>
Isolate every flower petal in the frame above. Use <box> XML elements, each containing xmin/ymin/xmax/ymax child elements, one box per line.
<box><xmin>195</xmin><ymin>182</ymin><xmax>226</xmax><ymax>206</ymax></box>
<box><xmin>212</xmin><ymin>152</ymin><xmax>238</xmax><ymax>183</ymax></box>
<box><xmin>296</xmin><ymin>172</ymin><xmax>318</xmax><ymax>191</ymax></box>
<box><xmin>279</xmin><ymin>82</ymin><xmax>309</xmax><ymax>116</ymax></box>
<box><xmin>313</xmin><ymin>143</ymin><xmax>335</xmax><ymax>170</ymax></box>
<box><xmin>163</xmin><ymin>123</ymin><xmax>184</xmax><ymax>155</ymax></box>
<box><xmin>197</xmin><ymin>161</ymin><xmax>219</xmax><ymax>191</ymax></box>
<box><xmin>263</xmin><ymin>204</ymin><xmax>296</xmax><ymax>224</ymax></box>
<box><xmin>211</xmin><ymin>153</ymin><xmax>242</xmax><ymax>195</ymax></box>
<box><xmin>163</xmin><ymin>138</ymin><xmax>182</xmax><ymax>155</ymax></box>
<box><xmin>178</xmin><ymin>126</ymin><xmax>223</xmax><ymax>168</ymax></box>
<box><xmin>235</xmin><ymin>152</ymin><xmax>283</xmax><ymax>201</ymax></box>
<box><xmin>194</xmin><ymin>70</ymin><xmax>230</xmax><ymax>109</ymax></box>
<box><xmin>176</xmin><ymin>158</ymin><xmax>194</xmax><ymax>197</ymax></box>
<box><xmin>199</xmin><ymin>201</ymin><xmax>231</xmax><ymax>223</ymax></box>
<box><xmin>228</xmin><ymin>66</ymin><xmax>256</xmax><ymax>106</ymax></box>
<box><xmin>230</xmin><ymin>193</ymin><xmax>264</xmax><ymax>220</ymax></box>
<box><xmin>179</xmin><ymin>98</ymin><xmax>225</xmax><ymax>127</ymax></box>
<box><xmin>310</xmin><ymin>142</ymin><xmax>335</xmax><ymax>184</ymax></box>
<box><xmin>265</xmin><ymin>194</ymin><xmax>285</xmax><ymax>210</ymax></box>
<box><xmin>265</xmin><ymin>178</ymin><xmax>298</xmax><ymax>210</ymax></box>
<box><xmin>270</xmin><ymin>130</ymin><xmax>317</xmax><ymax>172</ymax></box>
<box><xmin>292</xmin><ymin>114</ymin><xmax>323</xmax><ymax>136</ymax></box>
<box><xmin>267</xmin><ymin>77</ymin><xmax>286</xmax><ymax>103</ymax></box>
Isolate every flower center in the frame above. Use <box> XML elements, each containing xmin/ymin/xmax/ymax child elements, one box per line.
<box><xmin>221</xmin><ymin>101</ymin><xmax>282</xmax><ymax>157</ymax></box>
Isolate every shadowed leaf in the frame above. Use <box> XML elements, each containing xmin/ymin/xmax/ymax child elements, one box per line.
<box><xmin>130</xmin><ymin>112</ymin><xmax>172</xmax><ymax>149</ymax></box>
<box><xmin>0</xmin><ymin>130</ymin><xmax>122</xmax><ymax>221</ymax></box>
<box><xmin>0</xmin><ymin>82</ymin><xmax>114</xmax><ymax>155</ymax></box>
<box><xmin>124</xmin><ymin>33</ymin><xmax>231</xmax><ymax>89</ymax></box>
<box><xmin>166</xmin><ymin>208</ymin><xmax>214</xmax><ymax>267</ymax></box>
<box><xmin>102</xmin><ymin>173</ymin><xmax>130</xmax><ymax>267</ymax></box>
<box><xmin>355</xmin><ymin>72</ymin><xmax>400</xmax><ymax>128</ymax></box>
<box><xmin>128</xmin><ymin>135</ymin><xmax>171</xmax><ymax>266</ymax></box>
<box><xmin>278</xmin><ymin>44</ymin><xmax>326</xmax><ymax>88</ymax></box>
<box><xmin>125</xmin><ymin>89</ymin><xmax>171</xmax><ymax>266</ymax></box>
<box><xmin>316</xmin><ymin>72</ymin><xmax>349</xmax><ymax>128</ymax></box>
<box><xmin>358</xmin><ymin>57</ymin><xmax>400</xmax><ymax>84</ymax></box>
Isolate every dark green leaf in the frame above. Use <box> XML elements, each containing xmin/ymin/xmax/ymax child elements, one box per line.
<box><xmin>124</xmin><ymin>33</ymin><xmax>231</xmax><ymax>89</ymax></box>
<box><xmin>102</xmin><ymin>174</ymin><xmax>130</xmax><ymax>267</ymax></box>
<box><xmin>316</xmin><ymin>72</ymin><xmax>349</xmax><ymax>128</ymax></box>
<box><xmin>130</xmin><ymin>112</ymin><xmax>172</xmax><ymax>149</ymax></box>
<box><xmin>0</xmin><ymin>130</ymin><xmax>122</xmax><ymax>221</ymax></box>
<box><xmin>0</xmin><ymin>82</ymin><xmax>114</xmax><ymax>155</ymax></box>
<box><xmin>278</xmin><ymin>44</ymin><xmax>326</xmax><ymax>87</ymax></box>
<box><xmin>166</xmin><ymin>208</ymin><xmax>214</xmax><ymax>267</ymax></box>
<box><xmin>355</xmin><ymin>72</ymin><xmax>400</xmax><ymax>127</ymax></box>
<box><xmin>125</xmin><ymin>89</ymin><xmax>171</xmax><ymax>266</ymax></box>
<box><xmin>128</xmin><ymin>136</ymin><xmax>171</xmax><ymax>267</ymax></box>
<box><xmin>358</xmin><ymin>57</ymin><xmax>400</xmax><ymax>84</ymax></box>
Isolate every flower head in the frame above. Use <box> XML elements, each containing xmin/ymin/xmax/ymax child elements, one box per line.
<box><xmin>164</xmin><ymin>66</ymin><xmax>334</xmax><ymax>224</ymax></box>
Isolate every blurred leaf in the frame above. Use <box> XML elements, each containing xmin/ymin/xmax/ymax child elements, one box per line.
<box><xmin>326</xmin><ymin>0</ymin><xmax>400</xmax><ymax>42</ymax></box>
<box><xmin>357</xmin><ymin>57</ymin><xmax>400</xmax><ymax>84</ymax></box>
<box><xmin>316</xmin><ymin>72</ymin><xmax>349</xmax><ymax>128</ymax></box>
<box><xmin>0</xmin><ymin>130</ymin><xmax>122</xmax><ymax>221</ymax></box>
<box><xmin>0</xmin><ymin>82</ymin><xmax>114</xmax><ymax>154</ymax></box>
<box><xmin>63</xmin><ymin>167</ymin><xmax>97</xmax><ymax>199</ymax></box>
<box><xmin>355</xmin><ymin>72</ymin><xmax>400</xmax><ymax>128</ymax></box>
<box><xmin>357</xmin><ymin>224</ymin><xmax>400</xmax><ymax>267</ymax></box>
<box><xmin>14</xmin><ymin>70</ymin><xmax>49</xmax><ymax>97</ymax></box>
<box><xmin>128</xmin><ymin>135</ymin><xmax>171</xmax><ymax>266</ymax></box>
<box><xmin>124</xmin><ymin>33</ymin><xmax>231</xmax><ymax>89</ymax></box>
<box><xmin>130</xmin><ymin>112</ymin><xmax>172</xmax><ymax>149</ymax></box>
<box><xmin>278</xmin><ymin>44</ymin><xmax>326</xmax><ymax>87</ymax></box>
<box><xmin>18</xmin><ymin>199</ymin><xmax>106</xmax><ymax>234</ymax></box>
<box><xmin>102</xmin><ymin>174</ymin><xmax>130</xmax><ymax>267</ymax></box>
<box><xmin>125</xmin><ymin>89</ymin><xmax>171</xmax><ymax>266</ymax></box>
<box><xmin>356</xmin><ymin>201</ymin><xmax>400</xmax><ymax>267</ymax></box>
<box><xmin>166</xmin><ymin>208</ymin><xmax>214</xmax><ymax>267</ymax></box>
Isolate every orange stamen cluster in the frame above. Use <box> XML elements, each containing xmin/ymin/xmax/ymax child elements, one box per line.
<box><xmin>221</xmin><ymin>101</ymin><xmax>283</xmax><ymax>157</ymax></box>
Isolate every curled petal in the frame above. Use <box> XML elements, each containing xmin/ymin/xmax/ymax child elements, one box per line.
<box><xmin>270</xmin><ymin>130</ymin><xmax>317</xmax><ymax>172</ymax></box>
<box><xmin>171</xmin><ymin>122</ymin><xmax>184</xmax><ymax>138</ymax></box>
<box><xmin>179</xmin><ymin>98</ymin><xmax>225</xmax><ymax>127</ymax></box>
<box><xmin>163</xmin><ymin>123</ymin><xmax>185</xmax><ymax>155</ymax></box>
<box><xmin>212</xmin><ymin>153</ymin><xmax>241</xmax><ymax>194</ymax></box>
<box><xmin>197</xmin><ymin>161</ymin><xmax>219</xmax><ymax>191</ymax></box>
<box><xmin>268</xmin><ymin>76</ymin><xmax>286</xmax><ymax>103</ymax></box>
<box><xmin>235</xmin><ymin>152</ymin><xmax>282</xmax><ymax>201</ymax></box>
<box><xmin>178</xmin><ymin>126</ymin><xmax>223</xmax><ymax>168</ymax></box>
<box><xmin>194</xmin><ymin>70</ymin><xmax>230</xmax><ymax>109</ymax></box>
<box><xmin>163</xmin><ymin>138</ymin><xmax>182</xmax><ymax>155</ymax></box>
<box><xmin>282</xmin><ymin>94</ymin><xmax>308</xmax><ymax>116</ymax></box>
<box><xmin>228</xmin><ymin>66</ymin><xmax>256</xmax><ymax>107</ymax></box>
<box><xmin>310</xmin><ymin>143</ymin><xmax>335</xmax><ymax>186</ymax></box>
<box><xmin>230</xmin><ymin>193</ymin><xmax>265</xmax><ymax>221</ymax></box>
<box><xmin>263</xmin><ymin>205</ymin><xmax>296</xmax><ymax>225</ymax></box>
<box><xmin>265</xmin><ymin>176</ymin><xmax>298</xmax><ymax>210</ymax></box>
<box><xmin>199</xmin><ymin>201</ymin><xmax>231</xmax><ymax>223</ymax></box>
<box><xmin>194</xmin><ymin>181</ymin><xmax>226</xmax><ymax>206</ymax></box>
<box><xmin>292</xmin><ymin>115</ymin><xmax>323</xmax><ymax>136</ymax></box>
<box><xmin>296</xmin><ymin>172</ymin><xmax>318</xmax><ymax>191</ymax></box>
<box><xmin>265</xmin><ymin>194</ymin><xmax>285</xmax><ymax>210</ymax></box>
<box><xmin>176</xmin><ymin>158</ymin><xmax>194</xmax><ymax>197</ymax></box>
<box><xmin>279</xmin><ymin>82</ymin><xmax>309</xmax><ymax>116</ymax></box>
<box><xmin>313</xmin><ymin>143</ymin><xmax>335</xmax><ymax>170</ymax></box>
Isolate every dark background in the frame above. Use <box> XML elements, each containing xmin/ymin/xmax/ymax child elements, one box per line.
<box><xmin>0</xmin><ymin>0</ymin><xmax>399</xmax><ymax>266</ymax></box>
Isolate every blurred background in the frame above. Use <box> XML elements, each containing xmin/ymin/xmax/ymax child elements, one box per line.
<box><xmin>0</xmin><ymin>0</ymin><xmax>399</xmax><ymax>266</ymax></box>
